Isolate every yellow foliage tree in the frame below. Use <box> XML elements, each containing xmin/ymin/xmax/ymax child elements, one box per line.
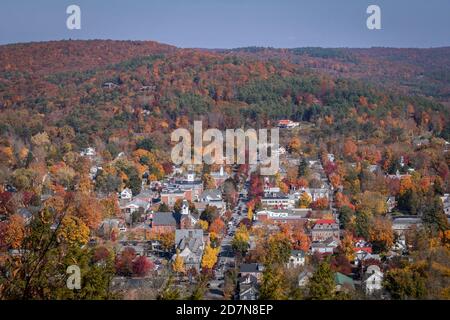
<box><xmin>196</xmin><ymin>220</ymin><xmax>209</xmax><ymax>231</ymax></box>
<box><xmin>78</xmin><ymin>174</ymin><xmax>92</xmax><ymax>194</ymax></box>
<box><xmin>2</xmin><ymin>214</ymin><xmax>25</xmax><ymax>249</ymax></box>
<box><xmin>57</xmin><ymin>215</ymin><xmax>90</xmax><ymax>246</ymax></box>
<box><xmin>368</xmin><ymin>217</ymin><xmax>394</xmax><ymax>251</ymax></box>
<box><xmin>298</xmin><ymin>192</ymin><xmax>312</xmax><ymax>208</ymax></box>
<box><xmin>288</xmin><ymin>137</ymin><xmax>301</xmax><ymax>153</ymax></box>
<box><xmin>340</xmin><ymin>232</ymin><xmax>355</xmax><ymax>261</ymax></box>
<box><xmin>201</xmin><ymin>244</ymin><xmax>219</xmax><ymax>270</ymax></box>
<box><xmin>247</xmin><ymin>206</ymin><xmax>254</xmax><ymax>221</ymax></box>
<box><xmin>172</xmin><ymin>249</ymin><xmax>185</xmax><ymax>274</ymax></box>
<box><xmin>234</xmin><ymin>225</ymin><xmax>250</xmax><ymax>243</ymax></box>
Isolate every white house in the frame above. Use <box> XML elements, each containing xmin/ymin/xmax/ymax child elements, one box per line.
<box><xmin>364</xmin><ymin>265</ymin><xmax>384</xmax><ymax>295</ymax></box>
<box><xmin>278</xmin><ymin>119</ymin><xmax>299</xmax><ymax>129</ymax></box>
<box><xmin>80</xmin><ymin>147</ymin><xmax>96</xmax><ymax>157</ymax></box>
<box><xmin>310</xmin><ymin>238</ymin><xmax>339</xmax><ymax>254</ymax></box>
<box><xmin>327</xmin><ymin>153</ymin><xmax>335</xmax><ymax>162</ymax></box>
<box><xmin>120</xmin><ymin>188</ymin><xmax>133</xmax><ymax>200</ymax></box>
<box><xmin>287</xmin><ymin>250</ymin><xmax>306</xmax><ymax>268</ymax></box>
<box><xmin>440</xmin><ymin>194</ymin><xmax>450</xmax><ymax>216</ymax></box>
<box><xmin>298</xmin><ymin>269</ymin><xmax>313</xmax><ymax>287</ymax></box>
<box><xmin>261</xmin><ymin>191</ymin><xmax>291</xmax><ymax>208</ymax></box>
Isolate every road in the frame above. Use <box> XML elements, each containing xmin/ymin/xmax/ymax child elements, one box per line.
<box><xmin>207</xmin><ymin>182</ymin><xmax>248</xmax><ymax>296</ymax></box>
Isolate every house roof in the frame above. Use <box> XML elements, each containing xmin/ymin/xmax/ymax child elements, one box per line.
<box><xmin>353</xmin><ymin>247</ymin><xmax>372</xmax><ymax>254</ymax></box>
<box><xmin>311</xmin><ymin>239</ymin><xmax>338</xmax><ymax>248</ymax></box>
<box><xmin>335</xmin><ymin>272</ymin><xmax>355</xmax><ymax>289</ymax></box>
<box><xmin>175</xmin><ymin>229</ymin><xmax>204</xmax><ymax>254</ymax></box>
<box><xmin>152</xmin><ymin>212</ymin><xmax>177</xmax><ymax>226</ymax></box>
<box><xmin>128</xmin><ymin>199</ymin><xmax>149</xmax><ymax>208</ymax></box>
<box><xmin>239</xmin><ymin>285</ymin><xmax>258</xmax><ymax>298</ymax></box>
<box><xmin>366</xmin><ymin>265</ymin><xmax>382</xmax><ymax>275</ymax></box>
<box><xmin>199</xmin><ymin>189</ymin><xmax>222</xmax><ymax>201</ymax></box>
<box><xmin>290</xmin><ymin>250</ymin><xmax>306</xmax><ymax>257</ymax></box>
<box><xmin>262</xmin><ymin>192</ymin><xmax>289</xmax><ymax>200</ymax></box>
<box><xmin>298</xmin><ymin>268</ymin><xmax>313</xmax><ymax>280</ymax></box>
<box><xmin>161</xmin><ymin>188</ymin><xmax>185</xmax><ymax>195</ymax></box>
<box><xmin>240</xmin><ymin>263</ymin><xmax>264</xmax><ymax>273</ymax></box>
<box><xmin>239</xmin><ymin>274</ymin><xmax>258</xmax><ymax>285</ymax></box>
<box><xmin>315</xmin><ymin>219</ymin><xmax>337</xmax><ymax>225</ymax></box>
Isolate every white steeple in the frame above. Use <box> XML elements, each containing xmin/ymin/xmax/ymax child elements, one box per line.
<box><xmin>182</xmin><ymin>200</ymin><xmax>189</xmax><ymax>215</ymax></box>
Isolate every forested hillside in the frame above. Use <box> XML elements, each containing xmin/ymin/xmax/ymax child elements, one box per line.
<box><xmin>0</xmin><ymin>40</ymin><xmax>449</xmax><ymax>153</ymax></box>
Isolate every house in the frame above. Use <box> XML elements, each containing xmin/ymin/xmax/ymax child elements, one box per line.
<box><xmin>311</xmin><ymin>238</ymin><xmax>339</xmax><ymax>254</ymax></box>
<box><xmin>354</xmin><ymin>252</ymin><xmax>381</xmax><ymax>266</ymax></box>
<box><xmin>98</xmin><ymin>218</ymin><xmax>122</xmax><ymax>237</ymax></box>
<box><xmin>3</xmin><ymin>184</ymin><xmax>17</xmax><ymax>193</ymax></box>
<box><xmin>287</xmin><ymin>250</ymin><xmax>306</xmax><ymax>268</ymax></box>
<box><xmin>160</xmin><ymin>188</ymin><xmax>186</xmax><ymax>207</ymax></box>
<box><xmin>238</xmin><ymin>274</ymin><xmax>259</xmax><ymax>300</ymax></box>
<box><xmin>261</xmin><ymin>191</ymin><xmax>291</xmax><ymax>208</ymax></box>
<box><xmin>179</xmin><ymin>200</ymin><xmax>199</xmax><ymax>229</ymax></box>
<box><xmin>140</xmin><ymin>85</ymin><xmax>156</xmax><ymax>92</ymax></box>
<box><xmin>173</xmin><ymin>229</ymin><xmax>205</xmax><ymax>272</ymax></box>
<box><xmin>302</xmin><ymin>188</ymin><xmax>330</xmax><ymax>202</ymax></box>
<box><xmin>263</xmin><ymin>185</ymin><xmax>280</xmax><ymax>193</ymax></box>
<box><xmin>277</xmin><ymin>119</ymin><xmax>299</xmax><ymax>129</ymax></box>
<box><xmin>239</xmin><ymin>263</ymin><xmax>264</xmax><ymax>281</ymax></box>
<box><xmin>311</xmin><ymin>219</ymin><xmax>340</xmax><ymax>242</ymax></box>
<box><xmin>364</xmin><ymin>265</ymin><xmax>384</xmax><ymax>295</ymax></box>
<box><xmin>327</xmin><ymin>153</ymin><xmax>335</xmax><ymax>162</ymax></box>
<box><xmin>353</xmin><ymin>247</ymin><xmax>372</xmax><ymax>258</ymax></box>
<box><xmin>386</xmin><ymin>196</ymin><xmax>397</xmax><ymax>213</ymax></box>
<box><xmin>335</xmin><ymin>272</ymin><xmax>355</xmax><ymax>293</ymax></box>
<box><xmin>255</xmin><ymin>208</ymin><xmax>310</xmax><ymax>224</ymax></box>
<box><xmin>392</xmin><ymin>216</ymin><xmax>422</xmax><ymax>235</ymax></box>
<box><xmin>198</xmin><ymin>189</ymin><xmax>223</xmax><ymax>203</ymax></box>
<box><xmin>120</xmin><ymin>198</ymin><xmax>150</xmax><ymax>223</ymax></box>
<box><xmin>386</xmin><ymin>170</ymin><xmax>411</xmax><ymax>180</ymax></box>
<box><xmin>196</xmin><ymin>190</ymin><xmax>225</xmax><ymax>213</ymax></box>
<box><xmin>353</xmin><ymin>238</ymin><xmax>373</xmax><ymax>260</ymax></box>
<box><xmin>392</xmin><ymin>236</ymin><xmax>407</xmax><ymax>252</ymax></box>
<box><xmin>126</xmin><ymin>199</ymin><xmax>149</xmax><ymax>212</ymax></box>
<box><xmin>102</xmin><ymin>82</ymin><xmax>119</xmax><ymax>89</ymax></box>
<box><xmin>368</xmin><ymin>164</ymin><xmax>380</xmax><ymax>173</ymax></box>
<box><xmin>80</xmin><ymin>147</ymin><xmax>96</xmax><ymax>157</ymax></box>
<box><xmin>89</xmin><ymin>166</ymin><xmax>102</xmax><ymax>179</ymax></box>
<box><xmin>440</xmin><ymin>194</ymin><xmax>450</xmax><ymax>216</ymax></box>
<box><xmin>151</xmin><ymin>212</ymin><xmax>177</xmax><ymax>234</ymax></box>
<box><xmin>17</xmin><ymin>207</ymin><xmax>33</xmax><ymax>225</ymax></box>
<box><xmin>173</xmin><ymin>171</ymin><xmax>204</xmax><ymax>201</ymax></box>
<box><xmin>120</xmin><ymin>188</ymin><xmax>133</xmax><ymax>200</ymax></box>
<box><xmin>210</xmin><ymin>166</ymin><xmax>229</xmax><ymax>187</ymax></box>
<box><xmin>413</xmin><ymin>137</ymin><xmax>430</xmax><ymax>148</ymax></box>
<box><xmin>298</xmin><ymin>268</ymin><xmax>313</xmax><ymax>287</ymax></box>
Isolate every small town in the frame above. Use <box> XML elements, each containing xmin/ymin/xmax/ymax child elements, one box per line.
<box><xmin>0</xmin><ymin>2</ymin><xmax>449</xmax><ymax>304</ymax></box>
<box><xmin>2</xmin><ymin>118</ymin><xmax>448</xmax><ymax>300</ymax></box>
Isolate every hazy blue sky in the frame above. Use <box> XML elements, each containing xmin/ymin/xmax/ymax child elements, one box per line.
<box><xmin>1</xmin><ymin>0</ymin><xmax>450</xmax><ymax>48</ymax></box>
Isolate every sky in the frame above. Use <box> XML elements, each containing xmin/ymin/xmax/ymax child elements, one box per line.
<box><xmin>1</xmin><ymin>0</ymin><xmax>450</xmax><ymax>48</ymax></box>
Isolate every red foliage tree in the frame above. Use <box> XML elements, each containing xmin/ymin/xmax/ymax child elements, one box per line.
<box><xmin>311</xmin><ymin>197</ymin><xmax>329</xmax><ymax>210</ymax></box>
<box><xmin>93</xmin><ymin>246</ymin><xmax>111</xmax><ymax>263</ymax></box>
<box><xmin>115</xmin><ymin>247</ymin><xmax>136</xmax><ymax>276</ymax></box>
<box><xmin>132</xmin><ymin>256</ymin><xmax>154</xmax><ymax>277</ymax></box>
